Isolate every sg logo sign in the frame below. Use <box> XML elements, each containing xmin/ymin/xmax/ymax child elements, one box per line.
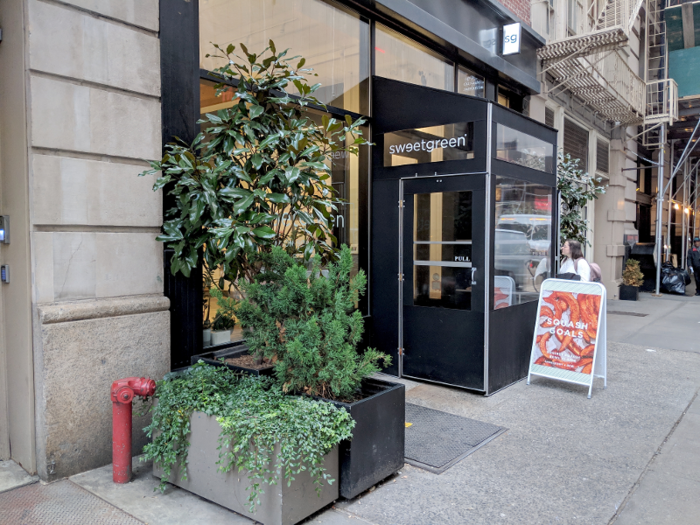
<box><xmin>503</xmin><ymin>23</ymin><xmax>521</xmax><ymax>56</ymax></box>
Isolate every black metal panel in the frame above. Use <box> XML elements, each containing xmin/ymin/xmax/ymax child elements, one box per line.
<box><xmin>487</xmin><ymin>301</ymin><xmax>537</xmax><ymax>393</ymax></box>
<box><xmin>372</xmin><ymin>77</ymin><xmax>489</xmax><ymax>180</ymax></box>
<box><xmin>160</xmin><ymin>0</ymin><xmax>203</xmax><ymax>369</ymax></box>
<box><xmin>370</xmin><ymin>178</ymin><xmax>400</xmax><ymax>375</ymax></box>
<box><xmin>403</xmin><ymin>308</ymin><xmax>484</xmax><ymax>389</ymax></box>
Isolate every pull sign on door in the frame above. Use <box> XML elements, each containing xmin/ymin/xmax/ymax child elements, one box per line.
<box><xmin>503</xmin><ymin>23</ymin><xmax>521</xmax><ymax>55</ymax></box>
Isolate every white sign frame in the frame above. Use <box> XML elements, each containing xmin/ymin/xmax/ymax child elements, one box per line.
<box><xmin>527</xmin><ymin>279</ymin><xmax>607</xmax><ymax>398</ymax></box>
<box><xmin>503</xmin><ymin>23</ymin><xmax>522</xmax><ymax>56</ymax></box>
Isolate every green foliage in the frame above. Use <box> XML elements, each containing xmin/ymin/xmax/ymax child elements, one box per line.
<box><xmin>557</xmin><ymin>153</ymin><xmax>606</xmax><ymax>247</ymax></box>
<box><xmin>622</xmin><ymin>258</ymin><xmax>644</xmax><ymax>287</ymax></box>
<box><xmin>209</xmin><ymin>287</ymin><xmax>237</xmax><ymax>331</ymax></box>
<box><xmin>140</xmin><ymin>40</ymin><xmax>368</xmax><ymax>285</ymax></box>
<box><xmin>142</xmin><ymin>363</ymin><xmax>354</xmax><ymax>512</ymax></box>
<box><xmin>236</xmin><ymin>245</ymin><xmax>390</xmax><ymax>401</ymax></box>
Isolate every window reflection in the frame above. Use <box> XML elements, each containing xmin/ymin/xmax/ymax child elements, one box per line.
<box><xmin>413</xmin><ymin>191</ymin><xmax>473</xmax><ymax>310</ymax></box>
<box><xmin>494</xmin><ymin>177</ymin><xmax>553</xmax><ymax>308</ymax></box>
<box><xmin>198</xmin><ymin>80</ymin><xmax>368</xmax><ymax>346</ymax></box>
<box><xmin>199</xmin><ymin>0</ymin><xmax>369</xmax><ymax>114</ymax></box>
<box><xmin>458</xmin><ymin>67</ymin><xmax>485</xmax><ymax>98</ymax></box>
<box><xmin>496</xmin><ymin>124</ymin><xmax>554</xmax><ymax>173</ymax></box>
<box><xmin>375</xmin><ymin>24</ymin><xmax>454</xmax><ymax>91</ymax></box>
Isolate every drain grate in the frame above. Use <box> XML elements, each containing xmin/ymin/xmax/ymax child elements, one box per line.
<box><xmin>608</xmin><ymin>311</ymin><xmax>648</xmax><ymax>317</ymax></box>
<box><xmin>404</xmin><ymin>403</ymin><xmax>506</xmax><ymax>474</ymax></box>
<box><xmin>0</xmin><ymin>480</ymin><xmax>143</xmax><ymax>524</ymax></box>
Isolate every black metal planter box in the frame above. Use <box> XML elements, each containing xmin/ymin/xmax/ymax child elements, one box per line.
<box><xmin>192</xmin><ymin>344</ymin><xmax>275</xmax><ymax>377</ymax></box>
<box><xmin>619</xmin><ymin>284</ymin><xmax>639</xmax><ymax>301</ymax></box>
<box><xmin>325</xmin><ymin>378</ymin><xmax>405</xmax><ymax>499</ymax></box>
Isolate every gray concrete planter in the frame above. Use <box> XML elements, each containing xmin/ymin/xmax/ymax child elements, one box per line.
<box><xmin>153</xmin><ymin>411</ymin><xmax>339</xmax><ymax>525</ymax></box>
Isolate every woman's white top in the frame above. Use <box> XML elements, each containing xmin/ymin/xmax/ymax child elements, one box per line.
<box><xmin>560</xmin><ymin>257</ymin><xmax>591</xmax><ymax>282</ymax></box>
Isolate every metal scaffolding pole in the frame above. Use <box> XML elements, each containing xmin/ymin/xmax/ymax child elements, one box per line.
<box><xmin>665</xmin><ymin>142</ymin><xmax>675</xmax><ymax>263</ymax></box>
<box><xmin>655</xmin><ymin>124</ymin><xmax>667</xmax><ymax>295</ymax></box>
<box><xmin>695</xmin><ymin>165</ymin><xmax>699</xmax><ymax>241</ymax></box>
<box><xmin>682</xmin><ymin>161</ymin><xmax>688</xmax><ymax>268</ymax></box>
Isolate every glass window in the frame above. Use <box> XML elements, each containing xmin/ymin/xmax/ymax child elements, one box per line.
<box><xmin>413</xmin><ymin>191</ymin><xmax>473</xmax><ymax>310</ymax></box>
<box><xmin>199</xmin><ymin>80</ymin><xmax>369</xmax><ymax>345</ymax></box>
<box><xmin>375</xmin><ymin>24</ymin><xmax>454</xmax><ymax>91</ymax></box>
<box><xmin>496</xmin><ymin>124</ymin><xmax>554</xmax><ymax>173</ymax></box>
<box><xmin>199</xmin><ymin>0</ymin><xmax>370</xmax><ymax>114</ymax></box>
<box><xmin>494</xmin><ymin>177</ymin><xmax>553</xmax><ymax>308</ymax></box>
<box><xmin>458</xmin><ymin>67</ymin><xmax>485</xmax><ymax>98</ymax></box>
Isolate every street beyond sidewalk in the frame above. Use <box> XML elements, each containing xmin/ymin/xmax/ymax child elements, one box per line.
<box><xmin>2</xmin><ymin>292</ymin><xmax>699</xmax><ymax>525</ymax></box>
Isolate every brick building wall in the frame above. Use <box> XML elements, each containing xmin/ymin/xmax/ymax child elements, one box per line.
<box><xmin>498</xmin><ymin>0</ymin><xmax>531</xmax><ymax>25</ymax></box>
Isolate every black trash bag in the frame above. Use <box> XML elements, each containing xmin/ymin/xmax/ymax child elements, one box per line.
<box><xmin>660</xmin><ymin>263</ymin><xmax>687</xmax><ymax>295</ymax></box>
<box><xmin>682</xmin><ymin>268</ymin><xmax>691</xmax><ymax>285</ymax></box>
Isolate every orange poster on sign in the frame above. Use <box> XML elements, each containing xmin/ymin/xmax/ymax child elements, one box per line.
<box><xmin>532</xmin><ymin>290</ymin><xmax>601</xmax><ymax>375</ymax></box>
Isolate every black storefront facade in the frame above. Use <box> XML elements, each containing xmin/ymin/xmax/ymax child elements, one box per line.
<box><xmin>160</xmin><ymin>0</ymin><xmax>555</xmax><ymax>394</ymax></box>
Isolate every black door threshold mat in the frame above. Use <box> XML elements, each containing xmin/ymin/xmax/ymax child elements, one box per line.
<box><xmin>405</xmin><ymin>403</ymin><xmax>506</xmax><ymax>474</ymax></box>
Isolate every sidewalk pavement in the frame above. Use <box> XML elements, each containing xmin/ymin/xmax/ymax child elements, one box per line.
<box><xmin>1</xmin><ymin>291</ymin><xmax>699</xmax><ymax>525</ymax></box>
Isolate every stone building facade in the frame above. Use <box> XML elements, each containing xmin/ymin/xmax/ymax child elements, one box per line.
<box><xmin>0</xmin><ymin>0</ymin><xmax>169</xmax><ymax>479</ymax></box>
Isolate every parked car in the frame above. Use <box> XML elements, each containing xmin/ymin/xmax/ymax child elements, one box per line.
<box><xmin>494</xmin><ymin>229</ymin><xmax>532</xmax><ymax>288</ymax></box>
<box><xmin>496</xmin><ymin>214</ymin><xmax>551</xmax><ymax>256</ymax></box>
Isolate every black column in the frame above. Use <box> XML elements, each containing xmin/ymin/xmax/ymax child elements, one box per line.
<box><xmin>160</xmin><ymin>0</ymin><xmax>203</xmax><ymax>369</ymax></box>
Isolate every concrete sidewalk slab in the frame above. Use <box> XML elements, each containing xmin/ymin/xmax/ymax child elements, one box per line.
<box><xmin>71</xmin><ymin>458</ymin><xmax>254</xmax><ymax>525</ymax></box>
<box><xmin>607</xmin><ymin>294</ymin><xmax>700</xmax><ymax>353</ymax></box>
<box><xmin>614</xmin><ymin>394</ymin><xmax>700</xmax><ymax>525</ymax></box>
<box><xmin>0</xmin><ymin>460</ymin><xmax>39</xmax><ymax>494</ymax></box>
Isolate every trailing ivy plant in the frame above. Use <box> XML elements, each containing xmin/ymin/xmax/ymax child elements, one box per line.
<box><xmin>142</xmin><ymin>363</ymin><xmax>354</xmax><ymax>512</ymax></box>
<box><xmin>139</xmin><ymin>41</ymin><xmax>368</xmax><ymax>287</ymax></box>
<box><xmin>236</xmin><ymin>245</ymin><xmax>390</xmax><ymax>401</ymax></box>
<box><xmin>557</xmin><ymin>152</ymin><xmax>606</xmax><ymax>247</ymax></box>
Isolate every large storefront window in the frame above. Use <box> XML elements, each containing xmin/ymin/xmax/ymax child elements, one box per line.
<box><xmin>375</xmin><ymin>24</ymin><xmax>454</xmax><ymax>91</ymax></box>
<box><xmin>199</xmin><ymin>80</ymin><xmax>368</xmax><ymax>346</ymax></box>
<box><xmin>494</xmin><ymin>177</ymin><xmax>553</xmax><ymax>308</ymax></box>
<box><xmin>200</xmin><ymin>0</ymin><xmax>370</xmax><ymax>114</ymax></box>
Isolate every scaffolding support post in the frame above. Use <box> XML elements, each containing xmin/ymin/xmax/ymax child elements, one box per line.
<box><xmin>655</xmin><ymin>124</ymin><xmax>667</xmax><ymax>295</ymax></box>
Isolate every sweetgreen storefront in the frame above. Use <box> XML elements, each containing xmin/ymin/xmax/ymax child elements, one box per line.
<box><xmin>162</xmin><ymin>0</ymin><xmax>553</xmax><ymax>394</ymax></box>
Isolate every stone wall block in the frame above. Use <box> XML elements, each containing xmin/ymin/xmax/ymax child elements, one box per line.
<box><xmin>28</xmin><ymin>0</ymin><xmax>160</xmax><ymax>97</ymax></box>
<box><xmin>30</xmin><ymin>76</ymin><xmax>160</xmax><ymax>159</ymax></box>
<box><xmin>32</xmin><ymin>154</ymin><xmax>161</xmax><ymax>227</ymax></box>
<box><xmin>95</xmin><ymin>233</ymin><xmax>163</xmax><ymax>298</ymax></box>
<box><xmin>39</xmin><ymin>309</ymin><xmax>169</xmax><ymax>479</ymax></box>
<box><xmin>32</xmin><ymin>232</ymin><xmax>163</xmax><ymax>303</ymax></box>
<box><xmin>55</xmin><ymin>0</ymin><xmax>158</xmax><ymax>32</ymax></box>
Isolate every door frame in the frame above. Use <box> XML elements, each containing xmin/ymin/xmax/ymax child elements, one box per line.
<box><xmin>398</xmin><ymin>172</ymin><xmax>489</xmax><ymax>390</ymax></box>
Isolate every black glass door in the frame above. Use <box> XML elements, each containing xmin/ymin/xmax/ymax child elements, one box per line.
<box><xmin>401</xmin><ymin>174</ymin><xmax>486</xmax><ymax>390</ymax></box>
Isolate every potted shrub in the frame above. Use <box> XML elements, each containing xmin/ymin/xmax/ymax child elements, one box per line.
<box><xmin>237</xmin><ymin>246</ymin><xmax>405</xmax><ymax>499</ymax></box>
<box><xmin>208</xmin><ymin>287</ymin><xmax>237</xmax><ymax>345</ymax></box>
<box><xmin>145</xmin><ymin>363</ymin><xmax>353</xmax><ymax>525</ymax></box>
<box><xmin>620</xmin><ymin>258</ymin><xmax>644</xmax><ymax>300</ymax></box>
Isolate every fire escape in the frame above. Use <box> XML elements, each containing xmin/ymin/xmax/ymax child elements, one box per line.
<box><xmin>536</xmin><ymin>0</ymin><xmax>677</xmax><ymax>129</ymax></box>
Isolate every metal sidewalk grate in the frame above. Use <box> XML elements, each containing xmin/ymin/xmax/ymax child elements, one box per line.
<box><xmin>608</xmin><ymin>311</ymin><xmax>648</xmax><ymax>317</ymax></box>
<box><xmin>0</xmin><ymin>479</ymin><xmax>143</xmax><ymax>524</ymax></box>
<box><xmin>404</xmin><ymin>403</ymin><xmax>506</xmax><ymax>474</ymax></box>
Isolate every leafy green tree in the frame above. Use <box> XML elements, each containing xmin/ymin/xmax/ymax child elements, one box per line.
<box><xmin>140</xmin><ymin>41</ymin><xmax>368</xmax><ymax>287</ymax></box>
<box><xmin>557</xmin><ymin>152</ymin><xmax>606</xmax><ymax>247</ymax></box>
<box><xmin>236</xmin><ymin>245</ymin><xmax>390</xmax><ymax>401</ymax></box>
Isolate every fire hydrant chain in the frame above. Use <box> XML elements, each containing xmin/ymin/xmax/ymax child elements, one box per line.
<box><xmin>111</xmin><ymin>377</ymin><xmax>156</xmax><ymax>483</ymax></box>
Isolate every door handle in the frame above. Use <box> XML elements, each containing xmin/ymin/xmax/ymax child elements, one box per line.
<box><xmin>470</xmin><ymin>267</ymin><xmax>477</xmax><ymax>285</ymax></box>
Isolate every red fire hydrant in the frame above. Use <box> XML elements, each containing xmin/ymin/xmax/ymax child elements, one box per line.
<box><xmin>111</xmin><ymin>377</ymin><xmax>156</xmax><ymax>483</ymax></box>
